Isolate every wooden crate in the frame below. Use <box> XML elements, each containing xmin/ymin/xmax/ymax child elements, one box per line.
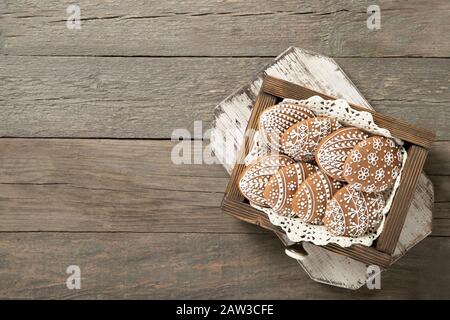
<box><xmin>221</xmin><ymin>75</ymin><xmax>435</xmax><ymax>268</ymax></box>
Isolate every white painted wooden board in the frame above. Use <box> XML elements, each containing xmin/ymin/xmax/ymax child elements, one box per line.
<box><xmin>211</xmin><ymin>47</ymin><xmax>434</xmax><ymax>289</ymax></box>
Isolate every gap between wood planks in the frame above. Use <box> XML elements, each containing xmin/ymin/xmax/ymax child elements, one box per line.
<box><xmin>0</xmin><ymin>139</ymin><xmax>448</xmax><ymax>236</ymax></box>
<box><xmin>1</xmin><ymin>56</ymin><xmax>448</xmax><ymax>139</ymax></box>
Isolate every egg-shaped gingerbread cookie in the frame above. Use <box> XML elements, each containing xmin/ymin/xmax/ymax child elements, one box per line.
<box><xmin>239</xmin><ymin>155</ymin><xmax>295</xmax><ymax>207</ymax></box>
<box><xmin>343</xmin><ymin>136</ymin><xmax>402</xmax><ymax>192</ymax></box>
<box><xmin>281</xmin><ymin>116</ymin><xmax>342</xmax><ymax>162</ymax></box>
<box><xmin>292</xmin><ymin>171</ymin><xmax>343</xmax><ymax>224</ymax></box>
<box><xmin>259</xmin><ymin>103</ymin><xmax>315</xmax><ymax>151</ymax></box>
<box><xmin>315</xmin><ymin>127</ymin><xmax>369</xmax><ymax>181</ymax></box>
<box><xmin>263</xmin><ymin>162</ymin><xmax>319</xmax><ymax>216</ymax></box>
<box><xmin>323</xmin><ymin>185</ymin><xmax>386</xmax><ymax>237</ymax></box>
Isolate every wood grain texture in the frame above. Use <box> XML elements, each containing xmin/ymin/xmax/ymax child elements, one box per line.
<box><xmin>1</xmin><ymin>56</ymin><xmax>448</xmax><ymax>138</ymax></box>
<box><xmin>1</xmin><ymin>0</ymin><xmax>449</xmax><ymax>57</ymax></box>
<box><xmin>0</xmin><ymin>233</ymin><xmax>448</xmax><ymax>299</ymax></box>
<box><xmin>0</xmin><ymin>138</ymin><xmax>447</xmax><ymax>236</ymax></box>
<box><xmin>425</xmin><ymin>141</ymin><xmax>450</xmax><ymax>174</ymax></box>
<box><xmin>433</xmin><ymin>218</ymin><xmax>450</xmax><ymax>237</ymax></box>
<box><xmin>0</xmin><ymin>138</ymin><xmax>234</xmax><ymax>233</ymax></box>
<box><xmin>0</xmin><ymin>56</ymin><xmax>268</xmax><ymax>138</ymax></box>
<box><xmin>434</xmin><ymin>203</ymin><xmax>450</xmax><ymax>219</ymax></box>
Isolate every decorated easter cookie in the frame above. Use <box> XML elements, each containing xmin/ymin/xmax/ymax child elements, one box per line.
<box><xmin>259</xmin><ymin>103</ymin><xmax>315</xmax><ymax>151</ymax></box>
<box><xmin>239</xmin><ymin>155</ymin><xmax>295</xmax><ymax>207</ymax></box>
<box><xmin>323</xmin><ymin>185</ymin><xmax>386</xmax><ymax>237</ymax></box>
<box><xmin>263</xmin><ymin>162</ymin><xmax>319</xmax><ymax>216</ymax></box>
<box><xmin>281</xmin><ymin>116</ymin><xmax>342</xmax><ymax>162</ymax></box>
<box><xmin>343</xmin><ymin>136</ymin><xmax>402</xmax><ymax>192</ymax></box>
<box><xmin>315</xmin><ymin>127</ymin><xmax>369</xmax><ymax>181</ymax></box>
<box><xmin>292</xmin><ymin>171</ymin><xmax>343</xmax><ymax>224</ymax></box>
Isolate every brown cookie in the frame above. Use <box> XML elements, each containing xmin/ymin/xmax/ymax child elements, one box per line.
<box><xmin>343</xmin><ymin>136</ymin><xmax>402</xmax><ymax>192</ymax></box>
<box><xmin>263</xmin><ymin>162</ymin><xmax>319</xmax><ymax>216</ymax></box>
<box><xmin>292</xmin><ymin>171</ymin><xmax>343</xmax><ymax>224</ymax></box>
<box><xmin>315</xmin><ymin>127</ymin><xmax>370</xmax><ymax>181</ymax></box>
<box><xmin>323</xmin><ymin>185</ymin><xmax>386</xmax><ymax>237</ymax></box>
<box><xmin>281</xmin><ymin>116</ymin><xmax>342</xmax><ymax>162</ymax></box>
<box><xmin>239</xmin><ymin>155</ymin><xmax>295</xmax><ymax>207</ymax></box>
<box><xmin>259</xmin><ymin>103</ymin><xmax>315</xmax><ymax>151</ymax></box>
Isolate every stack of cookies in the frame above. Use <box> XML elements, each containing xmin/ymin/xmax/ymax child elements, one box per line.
<box><xmin>239</xmin><ymin>102</ymin><xmax>403</xmax><ymax>238</ymax></box>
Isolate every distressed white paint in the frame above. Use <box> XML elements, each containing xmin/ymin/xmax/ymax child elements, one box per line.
<box><xmin>211</xmin><ymin>47</ymin><xmax>433</xmax><ymax>289</ymax></box>
<box><xmin>394</xmin><ymin>173</ymin><xmax>434</xmax><ymax>259</ymax></box>
<box><xmin>300</xmin><ymin>242</ymin><xmax>368</xmax><ymax>289</ymax></box>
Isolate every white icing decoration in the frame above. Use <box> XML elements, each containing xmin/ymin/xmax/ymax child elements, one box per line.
<box><xmin>247</xmin><ymin>96</ymin><xmax>407</xmax><ymax>247</ymax></box>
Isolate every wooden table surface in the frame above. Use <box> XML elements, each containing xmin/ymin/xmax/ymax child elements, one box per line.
<box><xmin>0</xmin><ymin>0</ymin><xmax>449</xmax><ymax>299</ymax></box>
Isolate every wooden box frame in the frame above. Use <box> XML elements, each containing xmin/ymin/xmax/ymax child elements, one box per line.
<box><xmin>221</xmin><ymin>75</ymin><xmax>435</xmax><ymax>268</ymax></box>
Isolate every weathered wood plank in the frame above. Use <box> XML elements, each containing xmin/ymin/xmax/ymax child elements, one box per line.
<box><xmin>433</xmin><ymin>218</ymin><xmax>450</xmax><ymax>237</ymax></box>
<box><xmin>434</xmin><ymin>203</ymin><xmax>450</xmax><ymax>219</ymax></box>
<box><xmin>0</xmin><ymin>56</ymin><xmax>269</xmax><ymax>138</ymax></box>
<box><xmin>1</xmin><ymin>0</ymin><xmax>449</xmax><ymax>57</ymax></box>
<box><xmin>0</xmin><ymin>233</ymin><xmax>448</xmax><ymax>299</ymax></box>
<box><xmin>0</xmin><ymin>56</ymin><xmax>448</xmax><ymax>138</ymax></box>
<box><xmin>0</xmin><ymin>138</ymin><xmax>448</xmax><ymax>234</ymax></box>
<box><xmin>0</xmin><ymin>138</ymin><xmax>238</xmax><ymax>233</ymax></box>
<box><xmin>431</xmin><ymin>175</ymin><xmax>450</xmax><ymax>203</ymax></box>
<box><xmin>425</xmin><ymin>141</ymin><xmax>450</xmax><ymax>174</ymax></box>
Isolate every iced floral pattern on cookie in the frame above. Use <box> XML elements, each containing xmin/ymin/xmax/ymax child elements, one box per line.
<box><xmin>315</xmin><ymin>127</ymin><xmax>369</xmax><ymax>181</ymax></box>
<box><xmin>343</xmin><ymin>136</ymin><xmax>402</xmax><ymax>192</ymax></box>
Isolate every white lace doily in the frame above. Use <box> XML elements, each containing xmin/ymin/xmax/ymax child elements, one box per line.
<box><xmin>281</xmin><ymin>97</ymin><xmax>403</xmax><ymax>146</ymax></box>
<box><xmin>247</xmin><ymin>96</ymin><xmax>408</xmax><ymax>247</ymax></box>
